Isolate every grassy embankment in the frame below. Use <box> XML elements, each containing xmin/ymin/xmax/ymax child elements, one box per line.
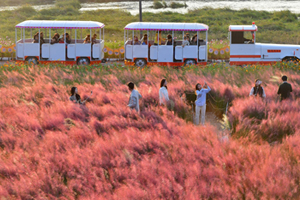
<box><xmin>0</xmin><ymin>0</ymin><xmax>299</xmax><ymax>45</ymax></box>
<box><xmin>0</xmin><ymin>0</ymin><xmax>140</xmax><ymax>7</ymax></box>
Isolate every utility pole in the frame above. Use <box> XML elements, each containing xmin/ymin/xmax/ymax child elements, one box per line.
<box><xmin>139</xmin><ymin>0</ymin><xmax>142</xmax><ymax>22</ymax></box>
<box><xmin>139</xmin><ymin>0</ymin><xmax>142</xmax><ymax>38</ymax></box>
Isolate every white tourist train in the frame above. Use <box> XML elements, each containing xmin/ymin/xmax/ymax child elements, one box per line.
<box><xmin>15</xmin><ymin>20</ymin><xmax>105</xmax><ymax>65</ymax></box>
<box><xmin>12</xmin><ymin>20</ymin><xmax>300</xmax><ymax>66</ymax></box>
<box><xmin>124</xmin><ymin>22</ymin><xmax>209</xmax><ymax>67</ymax></box>
<box><xmin>229</xmin><ymin>22</ymin><xmax>300</xmax><ymax>65</ymax></box>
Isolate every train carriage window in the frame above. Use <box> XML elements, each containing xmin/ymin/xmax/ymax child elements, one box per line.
<box><xmin>231</xmin><ymin>31</ymin><xmax>254</xmax><ymax>44</ymax></box>
<box><xmin>231</xmin><ymin>31</ymin><xmax>244</xmax><ymax>44</ymax></box>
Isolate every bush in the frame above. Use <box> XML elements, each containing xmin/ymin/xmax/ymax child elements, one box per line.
<box><xmin>273</xmin><ymin>10</ymin><xmax>297</xmax><ymax>22</ymax></box>
<box><xmin>162</xmin><ymin>1</ymin><xmax>167</xmax><ymax>8</ymax></box>
<box><xmin>0</xmin><ymin>64</ymin><xmax>300</xmax><ymax>199</ymax></box>
<box><xmin>14</xmin><ymin>5</ymin><xmax>37</xmax><ymax>18</ymax></box>
<box><xmin>169</xmin><ymin>1</ymin><xmax>187</xmax><ymax>9</ymax></box>
<box><xmin>0</xmin><ymin>64</ymin><xmax>300</xmax><ymax>198</ymax></box>
<box><xmin>55</xmin><ymin>0</ymin><xmax>81</xmax><ymax>10</ymax></box>
<box><xmin>152</xmin><ymin>1</ymin><xmax>164</xmax><ymax>9</ymax></box>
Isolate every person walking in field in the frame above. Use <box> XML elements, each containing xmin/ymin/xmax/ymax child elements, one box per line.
<box><xmin>159</xmin><ymin>79</ymin><xmax>169</xmax><ymax>105</ymax></box>
<box><xmin>127</xmin><ymin>82</ymin><xmax>142</xmax><ymax>113</ymax></box>
<box><xmin>249</xmin><ymin>79</ymin><xmax>266</xmax><ymax>99</ymax></box>
<box><xmin>195</xmin><ymin>82</ymin><xmax>211</xmax><ymax>125</ymax></box>
<box><xmin>277</xmin><ymin>75</ymin><xmax>292</xmax><ymax>101</ymax></box>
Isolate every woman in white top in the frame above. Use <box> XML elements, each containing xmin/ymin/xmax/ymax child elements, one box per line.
<box><xmin>182</xmin><ymin>36</ymin><xmax>190</xmax><ymax>47</ymax></box>
<box><xmin>195</xmin><ymin>82</ymin><xmax>211</xmax><ymax>125</ymax></box>
<box><xmin>159</xmin><ymin>79</ymin><xmax>169</xmax><ymax>105</ymax></box>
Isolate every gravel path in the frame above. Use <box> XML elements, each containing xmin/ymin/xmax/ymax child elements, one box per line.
<box><xmin>205</xmin><ymin>112</ymin><xmax>223</xmax><ymax>132</ymax></box>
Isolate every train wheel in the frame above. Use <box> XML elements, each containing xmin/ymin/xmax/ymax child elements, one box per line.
<box><xmin>135</xmin><ymin>58</ymin><xmax>146</xmax><ymax>68</ymax></box>
<box><xmin>26</xmin><ymin>57</ymin><xmax>38</xmax><ymax>65</ymax></box>
<box><xmin>282</xmin><ymin>57</ymin><xmax>297</xmax><ymax>63</ymax></box>
<box><xmin>184</xmin><ymin>59</ymin><xmax>196</xmax><ymax>66</ymax></box>
<box><xmin>77</xmin><ymin>57</ymin><xmax>90</xmax><ymax>65</ymax></box>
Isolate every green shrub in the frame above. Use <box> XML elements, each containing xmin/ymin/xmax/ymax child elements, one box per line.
<box><xmin>260</xmin><ymin>22</ymin><xmax>285</xmax><ymax>31</ymax></box>
<box><xmin>153</xmin><ymin>1</ymin><xmax>164</xmax><ymax>9</ymax></box>
<box><xmin>38</xmin><ymin>5</ymin><xmax>80</xmax><ymax>17</ymax></box>
<box><xmin>39</xmin><ymin>8</ymin><xmax>65</xmax><ymax>17</ymax></box>
<box><xmin>169</xmin><ymin>2</ymin><xmax>186</xmax><ymax>9</ymax></box>
<box><xmin>14</xmin><ymin>5</ymin><xmax>37</xmax><ymax>18</ymax></box>
<box><xmin>273</xmin><ymin>10</ymin><xmax>297</xmax><ymax>22</ymax></box>
<box><xmin>162</xmin><ymin>1</ymin><xmax>167</xmax><ymax>8</ymax></box>
<box><xmin>55</xmin><ymin>0</ymin><xmax>81</xmax><ymax>10</ymax></box>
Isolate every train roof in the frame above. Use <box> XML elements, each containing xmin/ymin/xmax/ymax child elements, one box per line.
<box><xmin>229</xmin><ymin>24</ymin><xmax>258</xmax><ymax>32</ymax></box>
<box><xmin>124</xmin><ymin>22</ymin><xmax>209</xmax><ymax>31</ymax></box>
<box><xmin>16</xmin><ymin>20</ymin><xmax>105</xmax><ymax>29</ymax></box>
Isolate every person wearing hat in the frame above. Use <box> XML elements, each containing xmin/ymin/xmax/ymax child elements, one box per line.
<box><xmin>277</xmin><ymin>75</ymin><xmax>292</xmax><ymax>101</ymax></box>
<box><xmin>249</xmin><ymin>79</ymin><xmax>266</xmax><ymax>99</ymax></box>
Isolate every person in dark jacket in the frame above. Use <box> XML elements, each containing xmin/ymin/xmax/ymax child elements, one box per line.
<box><xmin>65</xmin><ymin>33</ymin><xmax>71</xmax><ymax>44</ymax></box>
<box><xmin>166</xmin><ymin>34</ymin><xmax>173</xmax><ymax>45</ymax></box>
<box><xmin>277</xmin><ymin>75</ymin><xmax>292</xmax><ymax>101</ymax></box>
<box><xmin>70</xmin><ymin>87</ymin><xmax>83</xmax><ymax>104</ymax></box>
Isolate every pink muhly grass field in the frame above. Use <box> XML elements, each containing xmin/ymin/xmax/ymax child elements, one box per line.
<box><xmin>0</xmin><ymin>64</ymin><xmax>300</xmax><ymax>199</ymax></box>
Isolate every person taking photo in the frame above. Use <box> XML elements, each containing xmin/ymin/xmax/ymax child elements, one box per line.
<box><xmin>195</xmin><ymin>82</ymin><xmax>211</xmax><ymax>125</ymax></box>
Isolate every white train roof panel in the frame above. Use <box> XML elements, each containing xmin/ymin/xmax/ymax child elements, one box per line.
<box><xmin>16</xmin><ymin>20</ymin><xmax>105</xmax><ymax>29</ymax></box>
<box><xmin>229</xmin><ymin>25</ymin><xmax>258</xmax><ymax>32</ymax></box>
<box><xmin>124</xmin><ymin>22</ymin><xmax>209</xmax><ymax>31</ymax></box>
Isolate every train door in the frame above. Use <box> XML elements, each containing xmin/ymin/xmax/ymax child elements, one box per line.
<box><xmin>157</xmin><ymin>30</ymin><xmax>174</xmax><ymax>63</ymax></box>
<box><xmin>132</xmin><ymin>30</ymin><xmax>148</xmax><ymax>61</ymax></box>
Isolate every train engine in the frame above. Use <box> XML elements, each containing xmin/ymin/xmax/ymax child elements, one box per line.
<box><xmin>229</xmin><ymin>22</ymin><xmax>300</xmax><ymax>65</ymax></box>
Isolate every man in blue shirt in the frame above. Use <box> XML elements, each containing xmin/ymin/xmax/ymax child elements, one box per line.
<box><xmin>195</xmin><ymin>82</ymin><xmax>211</xmax><ymax>125</ymax></box>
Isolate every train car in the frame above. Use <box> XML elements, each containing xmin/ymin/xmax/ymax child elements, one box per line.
<box><xmin>229</xmin><ymin>22</ymin><xmax>300</xmax><ymax>65</ymax></box>
<box><xmin>124</xmin><ymin>22</ymin><xmax>209</xmax><ymax>67</ymax></box>
<box><xmin>15</xmin><ymin>20</ymin><xmax>106</xmax><ymax>65</ymax></box>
